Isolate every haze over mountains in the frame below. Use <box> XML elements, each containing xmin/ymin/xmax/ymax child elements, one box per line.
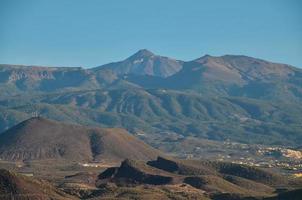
<box><xmin>1</xmin><ymin>49</ymin><xmax>301</xmax><ymax>99</ymax></box>
<box><xmin>0</xmin><ymin>49</ymin><xmax>302</xmax><ymax>147</ymax></box>
<box><xmin>0</xmin><ymin>50</ymin><xmax>302</xmax><ymax>200</ymax></box>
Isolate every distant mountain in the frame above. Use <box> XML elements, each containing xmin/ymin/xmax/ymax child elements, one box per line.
<box><xmin>93</xmin><ymin>49</ymin><xmax>184</xmax><ymax>78</ymax></box>
<box><xmin>1</xmin><ymin>51</ymin><xmax>302</xmax><ymax>147</ymax></box>
<box><xmin>1</xmin><ymin>52</ymin><xmax>301</xmax><ymax>100</ymax></box>
<box><xmin>1</xmin><ymin>88</ymin><xmax>302</xmax><ymax>146</ymax></box>
<box><xmin>164</xmin><ymin>55</ymin><xmax>302</xmax><ymax>100</ymax></box>
<box><xmin>0</xmin><ymin>64</ymin><xmax>99</xmax><ymax>95</ymax></box>
<box><xmin>0</xmin><ymin>117</ymin><xmax>161</xmax><ymax>162</ymax></box>
<box><xmin>0</xmin><ymin>48</ymin><xmax>184</xmax><ymax>95</ymax></box>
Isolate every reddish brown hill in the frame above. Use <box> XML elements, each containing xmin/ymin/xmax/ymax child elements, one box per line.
<box><xmin>0</xmin><ymin>117</ymin><xmax>161</xmax><ymax>162</ymax></box>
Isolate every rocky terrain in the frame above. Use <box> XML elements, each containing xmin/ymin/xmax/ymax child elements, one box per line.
<box><xmin>2</xmin><ymin>156</ymin><xmax>301</xmax><ymax>200</ymax></box>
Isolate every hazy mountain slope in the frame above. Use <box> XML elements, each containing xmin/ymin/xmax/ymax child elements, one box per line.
<box><xmin>1</xmin><ymin>52</ymin><xmax>302</xmax><ymax>147</ymax></box>
<box><xmin>0</xmin><ymin>64</ymin><xmax>98</xmax><ymax>94</ymax></box>
<box><xmin>0</xmin><ymin>102</ymin><xmax>153</xmax><ymax>135</ymax></box>
<box><xmin>93</xmin><ymin>49</ymin><xmax>184</xmax><ymax>78</ymax></box>
<box><xmin>0</xmin><ymin>64</ymin><xmax>136</xmax><ymax>95</ymax></box>
<box><xmin>165</xmin><ymin>55</ymin><xmax>302</xmax><ymax>100</ymax></box>
<box><xmin>1</xmin><ymin>88</ymin><xmax>301</xmax><ymax>145</ymax></box>
<box><xmin>0</xmin><ymin>107</ymin><xmax>30</xmax><ymax>132</ymax></box>
<box><xmin>1</xmin><ymin>53</ymin><xmax>301</xmax><ymax>100</ymax></box>
<box><xmin>4</xmin><ymin>88</ymin><xmax>302</xmax><ymax>125</ymax></box>
<box><xmin>0</xmin><ymin>117</ymin><xmax>161</xmax><ymax>162</ymax></box>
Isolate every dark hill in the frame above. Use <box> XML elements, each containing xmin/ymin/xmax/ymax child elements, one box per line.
<box><xmin>0</xmin><ymin>117</ymin><xmax>161</xmax><ymax>162</ymax></box>
<box><xmin>97</xmin><ymin>159</ymin><xmax>176</xmax><ymax>186</ymax></box>
<box><xmin>97</xmin><ymin>157</ymin><xmax>293</xmax><ymax>198</ymax></box>
<box><xmin>0</xmin><ymin>169</ymin><xmax>74</xmax><ymax>200</ymax></box>
<box><xmin>148</xmin><ymin>157</ymin><xmax>286</xmax><ymax>187</ymax></box>
<box><xmin>264</xmin><ymin>189</ymin><xmax>302</xmax><ymax>200</ymax></box>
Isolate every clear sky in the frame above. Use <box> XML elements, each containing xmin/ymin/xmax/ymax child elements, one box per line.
<box><xmin>0</xmin><ymin>0</ymin><xmax>301</xmax><ymax>68</ymax></box>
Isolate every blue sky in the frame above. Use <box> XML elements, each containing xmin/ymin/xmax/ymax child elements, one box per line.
<box><xmin>0</xmin><ymin>0</ymin><xmax>301</xmax><ymax>68</ymax></box>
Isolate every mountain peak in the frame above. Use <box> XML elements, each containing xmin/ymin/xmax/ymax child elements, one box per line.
<box><xmin>193</xmin><ymin>54</ymin><xmax>216</xmax><ymax>63</ymax></box>
<box><xmin>202</xmin><ymin>54</ymin><xmax>212</xmax><ymax>58</ymax></box>
<box><xmin>94</xmin><ymin>48</ymin><xmax>183</xmax><ymax>77</ymax></box>
<box><xmin>130</xmin><ymin>49</ymin><xmax>155</xmax><ymax>59</ymax></box>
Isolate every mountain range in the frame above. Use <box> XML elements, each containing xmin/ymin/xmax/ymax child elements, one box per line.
<box><xmin>0</xmin><ymin>49</ymin><xmax>302</xmax><ymax>147</ymax></box>
<box><xmin>1</xmin><ymin>49</ymin><xmax>301</xmax><ymax>100</ymax></box>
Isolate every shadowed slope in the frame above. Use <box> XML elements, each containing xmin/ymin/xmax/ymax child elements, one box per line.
<box><xmin>0</xmin><ymin>169</ymin><xmax>75</xmax><ymax>200</ymax></box>
<box><xmin>97</xmin><ymin>157</ymin><xmax>292</xmax><ymax>198</ymax></box>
